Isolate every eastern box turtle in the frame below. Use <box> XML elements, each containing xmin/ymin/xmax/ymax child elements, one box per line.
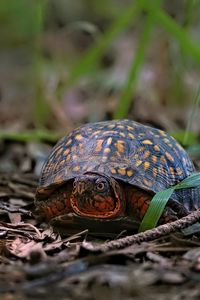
<box><xmin>35</xmin><ymin>120</ymin><xmax>200</xmax><ymax>233</ymax></box>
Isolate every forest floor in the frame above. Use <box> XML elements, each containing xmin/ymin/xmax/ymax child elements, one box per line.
<box><xmin>0</xmin><ymin>143</ymin><xmax>200</xmax><ymax>300</ymax></box>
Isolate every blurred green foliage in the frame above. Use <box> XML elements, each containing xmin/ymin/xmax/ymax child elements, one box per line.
<box><xmin>0</xmin><ymin>0</ymin><xmax>200</xmax><ymax>144</ymax></box>
<box><xmin>0</xmin><ymin>0</ymin><xmax>45</xmax><ymax>45</ymax></box>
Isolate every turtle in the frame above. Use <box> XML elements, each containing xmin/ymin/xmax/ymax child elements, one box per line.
<box><xmin>35</xmin><ymin>120</ymin><xmax>200</xmax><ymax>233</ymax></box>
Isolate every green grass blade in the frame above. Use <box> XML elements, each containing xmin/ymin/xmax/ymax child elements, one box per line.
<box><xmin>175</xmin><ymin>172</ymin><xmax>200</xmax><ymax>189</ymax></box>
<box><xmin>139</xmin><ymin>0</ymin><xmax>200</xmax><ymax>63</ymax></box>
<box><xmin>139</xmin><ymin>172</ymin><xmax>200</xmax><ymax>232</ymax></box>
<box><xmin>183</xmin><ymin>84</ymin><xmax>200</xmax><ymax>145</ymax></box>
<box><xmin>184</xmin><ymin>0</ymin><xmax>197</xmax><ymax>29</ymax></box>
<box><xmin>67</xmin><ymin>2</ymin><xmax>140</xmax><ymax>87</ymax></box>
<box><xmin>139</xmin><ymin>187</ymin><xmax>174</xmax><ymax>232</ymax></box>
<box><xmin>114</xmin><ymin>12</ymin><xmax>155</xmax><ymax>119</ymax></box>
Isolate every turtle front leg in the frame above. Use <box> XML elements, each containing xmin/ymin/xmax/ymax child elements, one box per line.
<box><xmin>159</xmin><ymin>199</ymin><xmax>189</xmax><ymax>224</ymax></box>
<box><xmin>35</xmin><ymin>183</ymin><xmax>73</xmax><ymax>222</ymax></box>
<box><xmin>125</xmin><ymin>186</ymin><xmax>153</xmax><ymax>221</ymax></box>
<box><xmin>125</xmin><ymin>186</ymin><xmax>189</xmax><ymax>225</ymax></box>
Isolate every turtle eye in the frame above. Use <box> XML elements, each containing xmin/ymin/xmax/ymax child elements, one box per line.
<box><xmin>95</xmin><ymin>180</ymin><xmax>108</xmax><ymax>191</ymax></box>
<box><xmin>96</xmin><ymin>182</ymin><xmax>105</xmax><ymax>190</ymax></box>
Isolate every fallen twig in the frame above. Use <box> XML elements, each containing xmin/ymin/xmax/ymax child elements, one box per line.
<box><xmin>82</xmin><ymin>209</ymin><xmax>200</xmax><ymax>253</ymax></box>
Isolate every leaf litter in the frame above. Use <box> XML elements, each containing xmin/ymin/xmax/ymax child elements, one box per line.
<box><xmin>0</xmin><ymin>172</ymin><xmax>200</xmax><ymax>299</ymax></box>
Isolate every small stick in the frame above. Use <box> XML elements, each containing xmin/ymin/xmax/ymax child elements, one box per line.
<box><xmin>82</xmin><ymin>209</ymin><xmax>200</xmax><ymax>253</ymax></box>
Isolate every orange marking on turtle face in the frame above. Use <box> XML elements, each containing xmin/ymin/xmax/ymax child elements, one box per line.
<box><xmin>143</xmin><ymin>151</ymin><xmax>150</xmax><ymax>158</ymax></box>
<box><xmin>95</xmin><ymin>139</ymin><xmax>104</xmax><ymax>152</ymax></box>
<box><xmin>64</xmin><ymin>148</ymin><xmax>70</xmax><ymax>156</ymax></box>
<box><xmin>115</xmin><ymin>140</ymin><xmax>125</xmax><ymax>153</ymax></box>
<box><xmin>152</xmin><ymin>155</ymin><xmax>157</xmax><ymax>163</ymax></box>
<box><xmin>127</xmin><ymin>170</ymin><xmax>133</xmax><ymax>177</ymax></box>
<box><xmin>142</xmin><ymin>140</ymin><xmax>153</xmax><ymax>145</ymax></box>
<box><xmin>73</xmin><ymin>165</ymin><xmax>80</xmax><ymax>172</ymax></box>
<box><xmin>165</xmin><ymin>152</ymin><xmax>174</xmax><ymax>162</ymax></box>
<box><xmin>143</xmin><ymin>161</ymin><xmax>150</xmax><ymax>170</ymax></box>
<box><xmin>128</xmin><ymin>133</ymin><xmax>135</xmax><ymax>139</ymax></box>
<box><xmin>153</xmin><ymin>145</ymin><xmax>160</xmax><ymax>151</ymax></box>
<box><xmin>135</xmin><ymin>160</ymin><xmax>142</xmax><ymax>167</ymax></box>
<box><xmin>75</xmin><ymin>134</ymin><xmax>84</xmax><ymax>141</ymax></box>
<box><xmin>72</xmin><ymin>155</ymin><xmax>78</xmax><ymax>160</ymax></box>
<box><xmin>118</xmin><ymin>168</ymin><xmax>126</xmax><ymax>175</ymax></box>
<box><xmin>66</xmin><ymin>154</ymin><xmax>71</xmax><ymax>161</ymax></box>
<box><xmin>96</xmin><ymin>195</ymin><xmax>116</xmax><ymax>213</ymax></box>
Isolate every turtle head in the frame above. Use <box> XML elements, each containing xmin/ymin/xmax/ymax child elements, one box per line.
<box><xmin>70</xmin><ymin>173</ymin><xmax>125</xmax><ymax>218</ymax></box>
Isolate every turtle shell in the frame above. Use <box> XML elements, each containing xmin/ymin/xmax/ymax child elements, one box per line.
<box><xmin>36</xmin><ymin>120</ymin><xmax>195</xmax><ymax>204</ymax></box>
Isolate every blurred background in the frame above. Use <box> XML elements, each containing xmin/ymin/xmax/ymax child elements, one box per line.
<box><xmin>0</xmin><ymin>0</ymin><xmax>200</xmax><ymax>173</ymax></box>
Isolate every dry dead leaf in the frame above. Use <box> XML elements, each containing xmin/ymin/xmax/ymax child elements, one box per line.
<box><xmin>8</xmin><ymin>212</ymin><xmax>21</xmax><ymax>224</ymax></box>
<box><xmin>8</xmin><ymin>237</ymin><xmax>46</xmax><ymax>259</ymax></box>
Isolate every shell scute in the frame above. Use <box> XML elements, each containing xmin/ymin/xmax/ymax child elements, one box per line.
<box><xmin>37</xmin><ymin>120</ymin><xmax>195</xmax><ymax>198</ymax></box>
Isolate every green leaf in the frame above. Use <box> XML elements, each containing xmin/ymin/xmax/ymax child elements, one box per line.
<box><xmin>139</xmin><ymin>172</ymin><xmax>200</xmax><ymax>232</ymax></box>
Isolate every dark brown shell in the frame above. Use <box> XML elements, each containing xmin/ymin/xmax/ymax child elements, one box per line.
<box><xmin>36</xmin><ymin>120</ymin><xmax>195</xmax><ymax>206</ymax></box>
